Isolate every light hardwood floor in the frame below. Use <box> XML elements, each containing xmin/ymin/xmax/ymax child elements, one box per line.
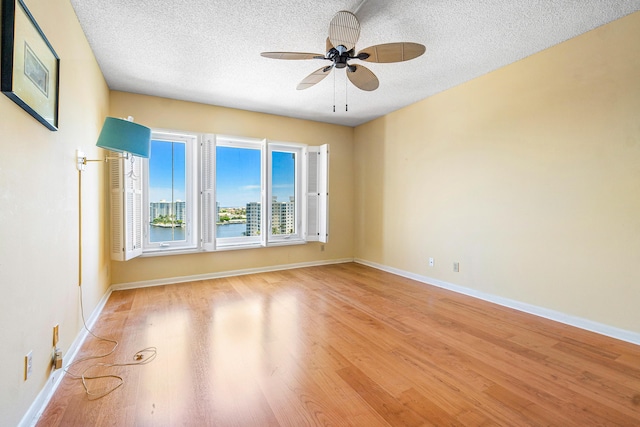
<box><xmin>38</xmin><ymin>263</ymin><xmax>640</xmax><ymax>426</ymax></box>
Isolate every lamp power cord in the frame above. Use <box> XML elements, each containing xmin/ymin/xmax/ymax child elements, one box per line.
<box><xmin>63</xmin><ymin>285</ymin><xmax>157</xmax><ymax>400</ymax></box>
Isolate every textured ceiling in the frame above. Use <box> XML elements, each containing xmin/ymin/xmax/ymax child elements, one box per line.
<box><xmin>70</xmin><ymin>0</ymin><xmax>640</xmax><ymax>127</ymax></box>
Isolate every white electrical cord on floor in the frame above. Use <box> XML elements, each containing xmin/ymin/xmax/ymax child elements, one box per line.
<box><xmin>63</xmin><ymin>285</ymin><xmax>157</xmax><ymax>400</ymax></box>
<box><xmin>71</xmin><ymin>167</ymin><xmax>157</xmax><ymax>399</ymax></box>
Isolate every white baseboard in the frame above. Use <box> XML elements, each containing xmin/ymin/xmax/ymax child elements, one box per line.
<box><xmin>19</xmin><ymin>287</ymin><xmax>113</xmax><ymax>427</ymax></box>
<box><xmin>354</xmin><ymin>258</ymin><xmax>640</xmax><ymax>346</ymax></box>
<box><xmin>111</xmin><ymin>257</ymin><xmax>354</xmax><ymax>291</ymax></box>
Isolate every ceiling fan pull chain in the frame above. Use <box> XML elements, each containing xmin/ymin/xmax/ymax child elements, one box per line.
<box><xmin>333</xmin><ymin>68</ymin><xmax>336</xmax><ymax>112</ymax></box>
<box><xmin>345</xmin><ymin>72</ymin><xmax>348</xmax><ymax>112</ymax></box>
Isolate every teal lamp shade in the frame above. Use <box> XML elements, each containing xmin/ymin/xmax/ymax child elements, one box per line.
<box><xmin>96</xmin><ymin>117</ymin><xmax>151</xmax><ymax>158</ymax></box>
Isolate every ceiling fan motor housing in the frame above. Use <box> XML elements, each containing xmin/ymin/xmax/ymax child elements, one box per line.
<box><xmin>328</xmin><ymin>46</ymin><xmax>359</xmax><ymax>69</ymax></box>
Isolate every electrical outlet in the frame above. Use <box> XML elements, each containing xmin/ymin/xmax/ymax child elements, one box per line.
<box><xmin>54</xmin><ymin>348</ymin><xmax>63</xmax><ymax>370</ymax></box>
<box><xmin>453</xmin><ymin>262</ymin><xmax>460</xmax><ymax>272</ymax></box>
<box><xmin>53</xmin><ymin>324</ymin><xmax>59</xmax><ymax>346</ymax></box>
<box><xmin>25</xmin><ymin>351</ymin><xmax>33</xmax><ymax>380</ymax></box>
<box><xmin>429</xmin><ymin>257</ymin><xmax>434</xmax><ymax>267</ymax></box>
<box><xmin>320</xmin><ymin>244</ymin><xmax>325</xmax><ymax>252</ymax></box>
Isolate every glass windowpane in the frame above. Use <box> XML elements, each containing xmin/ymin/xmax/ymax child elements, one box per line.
<box><xmin>148</xmin><ymin>140</ymin><xmax>187</xmax><ymax>242</ymax></box>
<box><xmin>215</xmin><ymin>146</ymin><xmax>262</xmax><ymax>238</ymax></box>
<box><xmin>271</xmin><ymin>151</ymin><xmax>296</xmax><ymax>235</ymax></box>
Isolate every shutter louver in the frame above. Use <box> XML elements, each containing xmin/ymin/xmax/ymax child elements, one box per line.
<box><xmin>306</xmin><ymin>148</ymin><xmax>319</xmax><ymax>241</ymax></box>
<box><xmin>201</xmin><ymin>134</ymin><xmax>216</xmax><ymax>251</ymax></box>
<box><xmin>305</xmin><ymin>144</ymin><xmax>329</xmax><ymax>243</ymax></box>
<box><xmin>317</xmin><ymin>144</ymin><xmax>329</xmax><ymax>243</ymax></box>
<box><xmin>109</xmin><ymin>153</ymin><xmax>123</xmax><ymax>260</ymax></box>
<box><xmin>129</xmin><ymin>156</ymin><xmax>143</xmax><ymax>259</ymax></box>
<box><xmin>109</xmin><ymin>152</ymin><xmax>143</xmax><ymax>261</ymax></box>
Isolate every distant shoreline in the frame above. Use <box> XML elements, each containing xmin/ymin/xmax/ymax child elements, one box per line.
<box><xmin>150</xmin><ymin>223</ymin><xmax>184</xmax><ymax>228</ymax></box>
<box><xmin>151</xmin><ymin>222</ymin><xmax>247</xmax><ymax>227</ymax></box>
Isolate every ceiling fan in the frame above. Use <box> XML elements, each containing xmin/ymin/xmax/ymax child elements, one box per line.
<box><xmin>261</xmin><ymin>10</ymin><xmax>425</xmax><ymax>92</ymax></box>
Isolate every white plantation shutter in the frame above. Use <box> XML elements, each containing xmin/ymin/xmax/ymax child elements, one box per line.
<box><xmin>201</xmin><ymin>134</ymin><xmax>216</xmax><ymax>251</ymax></box>
<box><xmin>306</xmin><ymin>148</ymin><xmax>319</xmax><ymax>240</ymax></box>
<box><xmin>109</xmin><ymin>154</ymin><xmax>123</xmax><ymax>260</ymax></box>
<box><xmin>127</xmin><ymin>156</ymin><xmax>144</xmax><ymax>260</ymax></box>
<box><xmin>318</xmin><ymin>144</ymin><xmax>329</xmax><ymax>243</ymax></box>
<box><xmin>109</xmin><ymin>152</ymin><xmax>143</xmax><ymax>261</ymax></box>
<box><xmin>305</xmin><ymin>144</ymin><xmax>329</xmax><ymax>243</ymax></box>
<box><xmin>260</xmin><ymin>138</ymin><xmax>268</xmax><ymax>247</ymax></box>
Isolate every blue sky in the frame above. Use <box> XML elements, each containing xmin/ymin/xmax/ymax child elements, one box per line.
<box><xmin>216</xmin><ymin>147</ymin><xmax>295</xmax><ymax>207</ymax></box>
<box><xmin>270</xmin><ymin>150</ymin><xmax>296</xmax><ymax>203</ymax></box>
<box><xmin>149</xmin><ymin>140</ymin><xmax>186</xmax><ymax>202</ymax></box>
<box><xmin>215</xmin><ymin>146</ymin><xmax>261</xmax><ymax>207</ymax></box>
<box><xmin>149</xmin><ymin>141</ymin><xmax>295</xmax><ymax>207</ymax></box>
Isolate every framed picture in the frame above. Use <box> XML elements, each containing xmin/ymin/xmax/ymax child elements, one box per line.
<box><xmin>1</xmin><ymin>0</ymin><xmax>59</xmax><ymax>131</ymax></box>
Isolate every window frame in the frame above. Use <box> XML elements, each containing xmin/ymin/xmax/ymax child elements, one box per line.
<box><xmin>213</xmin><ymin>135</ymin><xmax>267</xmax><ymax>250</ymax></box>
<box><xmin>267</xmin><ymin>142</ymin><xmax>304</xmax><ymax>245</ymax></box>
<box><xmin>142</xmin><ymin>131</ymin><xmax>198</xmax><ymax>253</ymax></box>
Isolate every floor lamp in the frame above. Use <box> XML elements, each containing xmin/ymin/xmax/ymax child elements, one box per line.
<box><xmin>75</xmin><ymin>117</ymin><xmax>151</xmax><ymax>287</ymax></box>
<box><xmin>55</xmin><ymin>118</ymin><xmax>153</xmax><ymax>379</ymax></box>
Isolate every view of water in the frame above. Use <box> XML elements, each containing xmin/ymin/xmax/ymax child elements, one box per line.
<box><xmin>149</xmin><ymin>223</ymin><xmax>246</xmax><ymax>242</ymax></box>
<box><xmin>216</xmin><ymin>223</ymin><xmax>247</xmax><ymax>238</ymax></box>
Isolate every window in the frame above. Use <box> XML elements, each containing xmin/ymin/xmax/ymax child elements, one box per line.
<box><xmin>108</xmin><ymin>131</ymin><xmax>328</xmax><ymax>259</ymax></box>
<box><xmin>143</xmin><ymin>132</ymin><xmax>198</xmax><ymax>252</ymax></box>
<box><xmin>214</xmin><ymin>137</ymin><xmax>265</xmax><ymax>249</ymax></box>
<box><xmin>268</xmin><ymin>144</ymin><xmax>303</xmax><ymax>242</ymax></box>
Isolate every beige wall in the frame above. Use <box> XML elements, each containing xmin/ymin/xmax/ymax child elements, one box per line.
<box><xmin>354</xmin><ymin>12</ymin><xmax>640</xmax><ymax>333</ymax></box>
<box><xmin>3</xmin><ymin>3</ymin><xmax>637</xmax><ymax>424</ymax></box>
<box><xmin>0</xmin><ymin>0</ymin><xmax>110</xmax><ymax>425</ymax></box>
<box><xmin>109</xmin><ymin>92</ymin><xmax>354</xmax><ymax>284</ymax></box>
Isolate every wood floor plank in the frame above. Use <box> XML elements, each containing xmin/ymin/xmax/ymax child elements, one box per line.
<box><xmin>397</xmin><ymin>387</ymin><xmax>462</xmax><ymax>427</ymax></box>
<box><xmin>336</xmin><ymin>365</ymin><xmax>426</xmax><ymax>427</ymax></box>
<box><xmin>36</xmin><ymin>263</ymin><xmax>640</xmax><ymax>426</ymax></box>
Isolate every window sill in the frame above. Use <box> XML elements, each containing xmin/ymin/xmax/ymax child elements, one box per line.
<box><xmin>139</xmin><ymin>239</ymin><xmax>307</xmax><ymax>257</ymax></box>
<box><xmin>140</xmin><ymin>246</ymin><xmax>200</xmax><ymax>258</ymax></box>
<box><xmin>266</xmin><ymin>238</ymin><xmax>306</xmax><ymax>247</ymax></box>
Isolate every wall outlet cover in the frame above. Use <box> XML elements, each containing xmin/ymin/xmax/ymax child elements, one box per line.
<box><xmin>53</xmin><ymin>324</ymin><xmax>59</xmax><ymax>346</ymax></box>
<box><xmin>25</xmin><ymin>351</ymin><xmax>33</xmax><ymax>380</ymax></box>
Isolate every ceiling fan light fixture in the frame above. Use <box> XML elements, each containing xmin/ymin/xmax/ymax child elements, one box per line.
<box><xmin>335</xmin><ymin>45</ymin><xmax>349</xmax><ymax>55</ymax></box>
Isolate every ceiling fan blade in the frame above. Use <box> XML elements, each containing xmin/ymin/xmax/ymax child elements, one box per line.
<box><xmin>347</xmin><ymin>64</ymin><xmax>379</xmax><ymax>91</ymax></box>
<box><xmin>296</xmin><ymin>66</ymin><xmax>333</xmax><ymax>90</ymax></box>
<box><xmin>329</xmin><ymin>10</ymin><xmax>360</xmax><ymax>50</ymax></box>
<box><xmin>357</xmin><ymin>42</ymin><xmax>426</xmax><ymax>63</ymax></box>
<box><xmin>326</xmin><ymin>37</ymin><xmax>334</xmax><ymax>53</ymax></box>
<box><xmin>261</xmin><ymin>52</ymin><xmax>324</xmax><ymax>60</ymax></box>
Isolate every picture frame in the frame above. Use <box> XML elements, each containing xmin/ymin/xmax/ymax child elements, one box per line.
<box><xmin>1</xmin><ymin>0</ymin><xmax>59</xmax><ymax>131</ymax></box>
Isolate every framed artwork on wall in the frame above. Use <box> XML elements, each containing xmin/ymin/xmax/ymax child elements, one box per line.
<box><xmin>1</xmin><ymin>0</ymin><xmax>59</xmax><ymax>131</ymax></box>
